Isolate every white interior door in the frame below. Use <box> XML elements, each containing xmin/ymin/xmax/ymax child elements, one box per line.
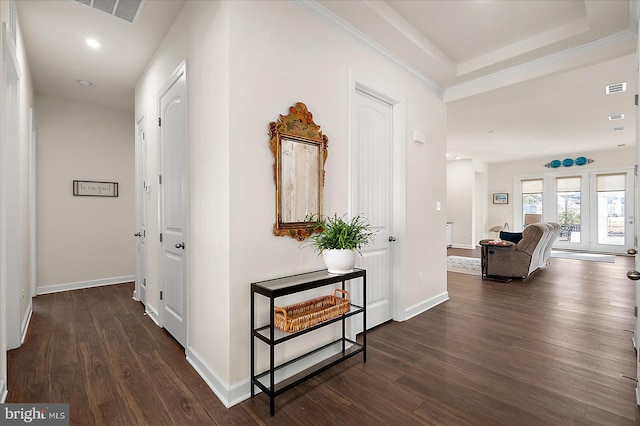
<box><xmin>158</xmin><ymin>62</ymin><xmax>188</xmax><ymax>347</ymax></box>
<box><xmin>135</xmin><ymin>114</ymin><xmax>148</xmax><ymax>306</ymax></box>
<box><xmin>352</xmin><ymin>88</ymin><xmax>394</xmax><ymax>330</ymax></box>
<box><xmin>2</xmin><ymin>22</ymin><xmax>22</xmax><ymax>351</ymax></box>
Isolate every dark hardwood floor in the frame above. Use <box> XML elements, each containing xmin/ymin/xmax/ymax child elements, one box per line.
<box><xmin>7</xmin><ymin>250</ymin><xmax>640</xmax><ymax>424</ymax></box>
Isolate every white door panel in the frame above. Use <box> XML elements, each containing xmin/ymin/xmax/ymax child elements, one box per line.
<box><xmin>158</xmin><ymin>62</ymin><xmax>188</xmax><ymax>347</ymax></box>
<box><xmin>352</xmin><ymin>89</ymin><xmax>394</xmax><ymax>330</ymax></box>
<box><xmin>135</xmin><ymin>115</ymin><xmax>148</xmax><ymax>305</ymax></box>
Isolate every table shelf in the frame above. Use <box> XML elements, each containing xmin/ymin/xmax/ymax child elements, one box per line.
<box><xmin>250</xmin><ymin>268</ymin><xmax>366</xmax><ymax>416</ymax></box>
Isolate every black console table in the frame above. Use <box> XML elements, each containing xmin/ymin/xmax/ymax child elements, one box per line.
<box><xmin>250</xmin><ymin>268</ymin><xmax>366</xmax><ymax>416</ymax></box>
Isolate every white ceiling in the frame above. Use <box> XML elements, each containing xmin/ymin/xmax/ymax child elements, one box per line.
<box><xmin>15</xmin><ymin>0</ymin><xmax>639</xmax><ymax>163</ymax></box>
<box><xmin>16</xmin><ymin>0</ymin><xmax>185</xmax><ymax>112</ymax></box>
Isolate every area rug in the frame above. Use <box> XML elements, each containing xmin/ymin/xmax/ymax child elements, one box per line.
<box><xmin>550</xmin><ymin>250</ymin><xmax>615</xmax><ymax>263</ymax></box>
<box><xmin>447</xmin><ymin>256</ymin><xmax>481</xmax><ymax>275</ymax></box>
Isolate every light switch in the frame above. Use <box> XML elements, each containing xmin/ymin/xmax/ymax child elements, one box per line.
<box><xmin>436</xmin><ymin>201</ymin><xmax>441</xmax><ymax>211</ymax></box>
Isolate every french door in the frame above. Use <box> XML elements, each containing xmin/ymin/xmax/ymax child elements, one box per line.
<box><xmin>551</xmin><ymin>169</ymin><xmax>634</xmax><ymax>254</ymax></box>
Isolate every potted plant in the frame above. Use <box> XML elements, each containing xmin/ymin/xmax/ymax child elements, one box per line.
<box><xmin>305</xmin><ymin>213</ymin><xmax>375</xmax><ymax>273</ymax></box>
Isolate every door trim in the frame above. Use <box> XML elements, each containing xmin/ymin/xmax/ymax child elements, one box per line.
<box><xmin>157</xmin><ymin>59</ymin><xmax>189</xmax><ymax>347</ymax></box>
<box><xmin>29</xmin><ymin>108</ymin><xmax>36</xmax><ymax>298</ymax></box>
<box><xmin>349</xmin><ymin>71</ymin><xmax>406</xmax><ymax>323</ymax></box>
<box><xmin>135</xmin><ymin>110</ymin><xmax>147</xmax><ymax>304</ymax></box>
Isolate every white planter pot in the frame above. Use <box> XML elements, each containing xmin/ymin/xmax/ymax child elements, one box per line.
<box><xmin>322</xmin><ymin>249</ymin><xmax>357</xmax><ymax>274</ymax></box>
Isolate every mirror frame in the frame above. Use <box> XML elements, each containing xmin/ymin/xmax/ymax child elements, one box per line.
<box><xmin>269</xmin><ymin>102</ymin><xmax>328</xmax><ymax>241</ymax></box>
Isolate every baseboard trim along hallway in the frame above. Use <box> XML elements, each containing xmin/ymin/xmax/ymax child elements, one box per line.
<box><xmin>37</xmin><ymin>275</ymin><xmax>135</xmax><ymax>295</ymax></box>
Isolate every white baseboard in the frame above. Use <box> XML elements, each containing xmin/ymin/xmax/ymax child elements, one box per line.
<box><xmin>636</xmin><ymin>385</ymin><xmax>640</xmax><ymax>406</ymax></box>
<box><xmin>37</xmin><ymin>275</ymin><xmax>135</xmax><ymax>295</ymax></box>
<box><xmin>146</xmin><ymin>306</ymin><xmax>160</xmax><ymax>326</ymax></box>
<box><xmin>449</xmin><ymin>244</ymin><xmax>476</xmax><ymax>250</ymax></box>
<box><xmin>20</xmin><ymin>302</ymin><xmax>33</xmax><ymax>345</ymax></box>
<box><xmin>0</xmin><ymin>378</ymin><xmax>6</xmax><ymax>403</ymax></box>
<box><xmin>404</xmin><ymin>291</ymin><xmax>449</xmax><ymax>321</ymax></box>
<box><xmin>187</xmin><ymin>341</ymin><xmax>351</xmax><ymax>408</ymax></box>
<box><xmin>186</xmin><ymin>346</ymin><xmax>234</xmax><ymax>408</ymax></box>
<box><xmin>132</xmin><ymin>290</ymin><xmax>138</xmax><ymax>301</ymax></box>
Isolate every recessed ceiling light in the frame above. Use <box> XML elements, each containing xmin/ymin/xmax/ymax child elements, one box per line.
<box><xmin>608</xmin><ymin>113</ymin><xmax>624</xmax><ymax>120</ymax></box>
<box><xmin>612</xmin><ymin>126</ymin><xmax>625</xmax><ymax>132</ymax></box>
<box><xmin>487</xmin><ymin>130</ymin><xmax>496</xmax><ymax>133</ymax></box>
<box><xmin>445</xmin><ymin>152</ymin><xmax>451</xmax><ymax>157</ymax></box>
<box><xmin>455</xmin><ymin>156</ymin><xmax>462</xmax><ymax>160</ymax></box>
<box><xmin>85</xmin><ymin>38</ymin><xmax>101</xmax><ymax>49</ymax></box>
<box><xmin>618</xmin><ymin>144</ymin><xmax>626</xmax><ymax>147</ymax></box>
<box><xmin>605</xmin><ymin>82</ymin><xmax>626</xmax><ymax>94</ymax></box>
<box><xmin>77</xmin><ymin>79</ymin><xmax>93</xmax><ymax>87</ymax></box>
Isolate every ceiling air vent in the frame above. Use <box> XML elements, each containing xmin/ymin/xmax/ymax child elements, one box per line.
<box><xmin>75</xmin><ymin>0</ymin><xmax>144</xmax><ymax>24</ymax></box>
<box><xmin>608</xmin><ymin>113</ymin><xmax>624</xmax><ymax>121</ymax></box>
<box><xmin>612</xmin><ymin>126</ymin><xmax>626</xmax><ymax>132</ymax></box>
<box><xmin>605</xmin><ymin>82</ymin><xmax>626</xmax><ymax>94</ymax></box>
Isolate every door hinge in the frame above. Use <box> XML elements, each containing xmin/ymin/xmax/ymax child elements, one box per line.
<box><xmin>143</xmin><ymin>278</ymin><xmax>146</xmax><ymax>286</ymax></box>
<box><xmin>142</xmin><ymin>131</ymin><xmax>145</xmax><ymax>140</ymax></box>
<box><xmin>160</xmin><ymin>233</ymin><xmax>163</xmax><ymax>242</ymax></box>
<box><xmin>159</xmin><ymin>175</ymin><xmax>162</xmax><ymax>184</ymax></box>
<box><xmin>635</xmin><ymin>165</ymin><xmax>638</xmax><ymax>177</ymax></box>
<box><xmin>158</xmin><ymin>117</ymin><xmax>161</xmax><ymax>126</ymax></box>
<box><xmin>635</xmin><ymin>306</ymin><xmax>638</xmax><ymax>318</ymax></box>
<box><xmin>143</xmin><ymin>230</ymin><xmax>146</xmax><ymax>237</ymax></box>
<box><xmin>160</xmin><ymin>291</ymin><xmax>163</xmax><ymax>300</ymax></box>
<box><xmin>635</xmin><ymin>94</ymin><xmax>638</xmax><ymax>107</ymax></box>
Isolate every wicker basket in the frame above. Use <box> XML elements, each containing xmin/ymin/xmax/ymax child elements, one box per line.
<box><xmin>274</xmin><ymin>289</ymin><xmax>350</xmax><ymax>333</ymax></box>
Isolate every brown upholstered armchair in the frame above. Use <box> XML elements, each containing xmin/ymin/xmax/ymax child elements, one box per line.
<box><xmin>479</xmin><ymin>222</ymin><xmax>561</xmax><ymax>280</ymax></box>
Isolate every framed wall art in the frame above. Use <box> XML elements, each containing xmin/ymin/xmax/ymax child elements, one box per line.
<box><xmin>493</xmin><ymin>193</ymin><xmax>508</xmax><ymax>204</ymax></box>
<box><xmin>73</xmin><ymin>180</ymin><xmax>119</xmax><ymax>197</ymax></box>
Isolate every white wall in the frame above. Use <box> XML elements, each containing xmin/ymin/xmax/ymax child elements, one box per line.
<box><xmin>488</xmin><ymin>147</ymin><xmax>636</xmax><ymax>231</ymax></box>
<box><xmin>36</xmin><ymin>95</ymin><xmax>135</xmax><ymax>292</ymax></box>
<box><xmin>16</xmin><ymin>8</ymin><xmax>33</xmax><ymax>344</ymax></box>
<box><xmin>0</xmin><ymin>1</ymin><xmax>34</xmax><ymax>400</ymax></box>
<box><xmin>227</xmin><ymin>0</ymin><xmax>447</xmax><ymax>386</ymax></box>
<box><xmin>135</xmin><ymin>0</ymin><xmax>448</xmax><ymax>407</ymax></box>
<box><xmin>134</xmin><ymin>0</ymin><xmax>231</xmax><ymax>397</ymax></box>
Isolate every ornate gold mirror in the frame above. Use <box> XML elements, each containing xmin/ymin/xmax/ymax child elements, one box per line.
<box><xmin>269</xmin><ymin>102</ymin><xmax>328</xmax><ymax>240</ymax></box>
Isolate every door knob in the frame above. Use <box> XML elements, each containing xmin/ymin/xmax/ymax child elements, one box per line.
<box><xmin>134</xmin><ymin>232</ymin><xmax>141</xmax><ymax>237</ymax></box>
<box><xmin>389</xmin><ymin>236</ymin><xmax>397</xmax><ymax>242</ymax></box>
<box><xmin>628</xmin><ymin>248</ymin><xmax>637</xmax><ymax>255</ymax></box>
<box><xmin>627</xmin><ymin>270</ymin><xmax>640</xmax><ymax>280</ymax></box>
<box><xmin>175</xmin><ymin>242</ymin><xmax>185</xmax><ymax>249</ymax></box>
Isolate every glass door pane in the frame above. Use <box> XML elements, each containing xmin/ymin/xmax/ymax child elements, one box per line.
<box><xmin>557</xmin><ymin>192</ymin><xmax>581</xmax><ymax>242</ymax></box>
<box><xmin>556</xmin><ymin>176</ymin><xmax>581</xmax><ymax>243</ymax></box>
<box><xmin>589</xmin><ymin>171</ymin><xmax>633</xmax><ymax>253</ymax></box>
<box><xmin>597</xmin><ymin>190</ymin><xmax>625</xmax><ymax>245</ymax></box>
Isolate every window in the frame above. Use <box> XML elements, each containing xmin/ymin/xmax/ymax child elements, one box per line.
<box><xmin>521</xmin><ymin>179</ymin><xmax>543</xmax><ymax>224</ymax></box>
<box><xmin>556</xmin><ymin>176</ymin><xmax>581</xmax><ymax>242</ymax></box>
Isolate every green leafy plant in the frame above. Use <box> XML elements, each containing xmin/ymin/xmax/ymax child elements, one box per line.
<box><xmin>304</xmin><ymin>213</ymin><xmax>375</xmax><ymax>254</ymax></box>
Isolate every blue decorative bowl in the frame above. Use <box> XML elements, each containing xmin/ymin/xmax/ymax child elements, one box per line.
<box><xmin>575</xmin><ymin>156</ymin><xmax>587</xmax><ymax>166</ymax></box>
<box><xmin>550</xmin><ymin>159</ymin><xmax>561</xmax><ymax>168</ymax></box>
<box><xmin>562</xmin><ymin>158</ymin><xmax>574</xmax><ymax>167</ymax></box>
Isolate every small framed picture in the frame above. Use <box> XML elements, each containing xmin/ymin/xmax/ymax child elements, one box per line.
<box><xmin>493</xmin><ymin>193</ymin><xmax>508</xmax><ymax>204</ymax></box>
<box><xmin>73</xmin><ymin>180</ymin><xmax>119</xmax><ymax>197</ymax></box>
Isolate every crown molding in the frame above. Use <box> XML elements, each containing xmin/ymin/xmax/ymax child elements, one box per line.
<box><xmin>294</xmin><ymin>0</ymin><xmax>444</xmax><ymax>97</ymax></box>
<box><xmin>296</xmin><ymin>0</ymin><xmax>637</xmax><ymax>104</ymax></box>
<box><xmin>444</xmin><ymin>28</ymin><xmax>637</xmax><ymax>102</ymax></box>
